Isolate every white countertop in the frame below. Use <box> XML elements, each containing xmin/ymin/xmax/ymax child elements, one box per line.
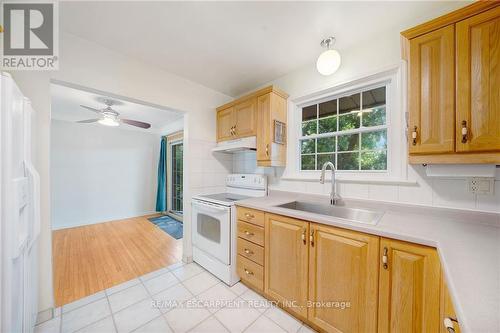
<box><xmin>235</xmin><ymin>190</ymin><xmax>500</xmax><ymax>333</ymax></box>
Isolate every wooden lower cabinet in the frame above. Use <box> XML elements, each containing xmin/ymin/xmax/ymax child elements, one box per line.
<box><xmin>264</xmin><ymin>213</ymin><xmax>309</xmax><ymax>318</ymax></box>
<box><xmin>308</xmin><ymin>224</ymin><xmax>379</xmax><ymax>332</ymax></box>
<box><xmin>378</xmin><ymin>238</ymin><xmax>441</xmax><ymax>332</ymax></box>
<box><xmin>440</xmin><ymin>279</ymin><xmax>461</xmax><ymax>333</ymax></box>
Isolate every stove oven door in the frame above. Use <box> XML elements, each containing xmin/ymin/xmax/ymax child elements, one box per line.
<box><xmin>191</xmin><ymin>199</ymin><xmax>231</xmax><ymax>265</ymax></box>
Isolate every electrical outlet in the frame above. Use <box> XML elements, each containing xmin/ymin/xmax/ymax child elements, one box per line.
<box><xmin>467</xmin><ymin>177</ymin><xmax>495</xmax><ymax>195</ymax></box>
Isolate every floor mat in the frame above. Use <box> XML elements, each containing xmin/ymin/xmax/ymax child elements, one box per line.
<box><xmin>148</xmin><ymin>215</ymin><xmax>183</xmax><ymax>239</ymax></box>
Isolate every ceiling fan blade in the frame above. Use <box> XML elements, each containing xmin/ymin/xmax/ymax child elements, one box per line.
<box><xmin>80</xmin><ymin>105</ymin><xmax>102</xmax><ymax>113</ymax></box>
<box><xmin>121</xmin><ymin>118</ymin><xmax>151</xmax><ymax>129</ymax></box>
<box><xmin>76</xmin><ymin>118</ymin><xmax>100</xmax><ymax>123</ymax></box>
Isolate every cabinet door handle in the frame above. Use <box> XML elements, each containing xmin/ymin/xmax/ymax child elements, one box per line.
<box><xmin>411</xmin><ymin>126</ymin><xmax>418</xmax><ymax>146</ymax></box>
<box><xmin>310</xmin><ymin>229</ymin><xmax>315</xmax><ymax>247</ymax></box>
<box><xmin>461</xmin><ymin>120</ymin><xmax>468</xmax><ymax>143</ymax></box>
<box><xmin>244</xmin><ymin>268</ymin><xmax>254</xmax><ymax>276</ymax></box>
<box><xmin>244</xmin><ymin>230</ymin><xmax>254</xmax><ymax>236</ymax></box>
<box><xmin>301</xmin><ymin>228</ymin><xmax>306</xmax><ymax>245</ymax></box>
<box><xmin>244</xmin><ymin>248</ymin><xmax>254</xmax><ymax>255</ymax></box>
<box><xmin>233</xmin><ymin>125</ymin><xmax>237</xmax><ymax>135</ymax></box>
<box><xmin>382</xmin><ymin>247</ymin><xmax>388</xmax><ymax>269</ymax></box>
<box><xmin>265</xmin><ymin>144</ymin><xmax>269</xmax><ymax>157</ymax></box>
<box><xmin>444</xmin><ymin>317</ymin><xmax>458</xmax><ymax>333</ymax></box>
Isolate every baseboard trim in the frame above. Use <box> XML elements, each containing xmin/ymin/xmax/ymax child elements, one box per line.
<box><xmin>52</xmin><ymin>211</ymin><xmax>158</xmax><ymax>230</ymax></box>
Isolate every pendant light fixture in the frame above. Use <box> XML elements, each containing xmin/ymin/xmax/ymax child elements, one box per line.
<box><xmin>316</xmin><ymin>37</ymin><xmax>341</xmax><ymax>76</ymax></box>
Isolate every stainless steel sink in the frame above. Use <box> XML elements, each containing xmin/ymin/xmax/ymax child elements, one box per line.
<box><xmin>274</xmin><ymin>201</ymin><xmax>384</xmax><ymax>225</ymax></box>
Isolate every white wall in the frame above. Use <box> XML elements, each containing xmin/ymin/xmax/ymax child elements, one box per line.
<box><xmin>232</xmin><ymin>26</ymin><xmax>500</xmax><ymax>214</ymax></box>
<box><xmin>10</xmin><ymin>32</ymin><xmax>232</xmax><ymax>313</ymax></box>
<box><xmin>50</xmin><ymin>120</ymin><xmax>160</xmax><ymax>229</ymax></box>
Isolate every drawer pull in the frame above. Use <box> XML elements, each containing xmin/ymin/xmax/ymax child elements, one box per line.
<box><xmin>382</xmin><ymin>247</ymin><xmax>388</xmax><ymax>269</ymax></box>
<box><xmin>301</xmin><ymin>228</ymin><xmax>306</xmax><ymax>245</ymax></box>
<box><xmin>244</xmin><ymin>268</ymin><xmax>254</xmax><ymax>276</ymax></box>
<box><xmin>411</xmin><ymin>126</ymin><xmax>418</xmax><ymax>146</ymax></box>
<box><xmin>265</xmin><ymin>144</ymin><xmax>269</xmax><ymax>156</ymax></box>
<box><xmin>244</xmin><ymin>248</ymin><xmax>254</xmax><ymax>255</ymax></box>
<box><xmin>244</xmin><ymin>231</ymin><xmax>254</xmax><ymax>236</ymax></box>
<box><xmin>244</xmin><ymin>213</ymin><xmax>254</xmax><ymax>219</ymax></box>
<box><xmin>444</xmin><ymin>317</ymin><xmax>458</xmax><ymax>333</ymax></box>
<box><xmin>310</xmin><ymin>229</ymin><xmax>315</xmax><ymax>247</ymax></box>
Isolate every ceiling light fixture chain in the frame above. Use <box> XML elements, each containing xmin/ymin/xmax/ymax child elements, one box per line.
<box><xmin>320</xmin><ymin>36</ymin><xmax>336</xmax><ymax>50</ymax></box>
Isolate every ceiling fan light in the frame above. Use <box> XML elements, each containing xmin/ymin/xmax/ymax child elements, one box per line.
<box><xmin>98</xmin><ymin>117</ymin><xmax>119</xmax><ymax>127</ymax></box>
<box><xmin>316</xmin><ymin>49</ymin><xmax>341</xmax><ymax>76</ymax></box>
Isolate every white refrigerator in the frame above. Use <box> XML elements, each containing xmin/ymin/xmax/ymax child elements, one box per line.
<box><xmin>0</xmin><ymin>72</ymin><xmax>41</xmax><ymax>333</ymax></box>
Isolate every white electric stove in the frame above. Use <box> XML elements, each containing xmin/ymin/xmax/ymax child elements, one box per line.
<box><xmin>191</xmin><ymin>174</ymin><xmax>267</xmax><ymax>285</ymax></box>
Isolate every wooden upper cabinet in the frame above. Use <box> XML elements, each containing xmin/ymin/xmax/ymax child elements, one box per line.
<box><xmin>234</xmin><ymin>98</ymin><xmax>257</xmax><ymax>138</ymax></box>
<box><xmin>217</xmin><ymin>107</ymin><xmax>234</xmax><ymax>142</ymax></box>
<box><xmin>378</xmin><ymin>238</ymin><xmax>441</xmax><ymax>333</ymax></box>
<box><xmin>408</xmin><ymin>25</ymin><xmax>455</xmax><ymax>154</ymax></box>
<box><xmin>308</xmin><ymin>224</ymin><xmax>379</xmax><ymax>333</ymax></box>
<box><xmin>456</xmin><ymin>6</ymin><xmax>500</xmax><ymax>152</ymax></box>
<box><xmin>264</xmin><ymin>213</ymin><xmax>309</xmax><ymax>319</ymax></box>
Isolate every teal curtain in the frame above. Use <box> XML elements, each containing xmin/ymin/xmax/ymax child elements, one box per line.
<box><xmin>156</xmin><ymin>138</ymin><xmax>167</xmax><ymax>212</ymax></box>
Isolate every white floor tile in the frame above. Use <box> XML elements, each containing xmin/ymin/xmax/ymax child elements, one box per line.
<box><xmin>76</xmin><ymin>316</ymin><xmax>116</xmax><ymax>333</ymax></box>
<box><xmin>62</xmin><ymin>291</ymin><xmax>106</xmax><ymax>314</ymax></box>
<box><xmin>61</xmin><ymin>298</ymin><xmax>110</xmax><ymax>333</ymax></box>
<box><xmin>151</xmin><ymin>284</ymin><xmax>193</xmax><ymax>313</ymax></box>
<box><xmin>196</xmin><ymin>283</ymin><xmax>238</xmax><ymax>313</ymax></box>
<box><xmin>133</xmin><ymin>316</ymin><xmax>172</xmax><ymax>333</ymax></box>
<box><xmin>113</xmin><ymin>298</ymin><xmax>161</xmax><ymax>333</ymax></box>
<box><xmin>106</xmin><ymin>278</ymin><xmax>141</xmax><ymax>296</ymax></box>
<box><xmin>229</xmin><ymin>282</ymin><xmax>249</xmax><ymax>296</ymax></box>
<box><xmin>35</xmin><ymin>316</ymin><xmax>61</xmax><ymax>333</ymax></box>
<box><xmin>244</xmin><ymin>315</ymin><xmax>286</xmax><ymax>333</ymax></box>
<box><xmin>171</xmin><ymin>263</ymin><xmax>203</xmax><ymax>281</ymax></box>
<box><xmin>108</xmin><ymin>284</ymin><xmax>150</xmax><ymax>313</ymax></box>
<box><xmin>190</xmin><ymin>317</ymin><xmax>228</xmax><ymax>333</ymax></box>
<box><xmin>140</xmin><ymin>267</ymin><xmax>171</xmax><ymax>282</ymax></box>
<box><xmin>265</xmin><ymin>307</ymin><xmax>302</xmax><ymax>333</ymax></box>
<box><xmin>240</xmin><ymin>289</ymin><xmax>272</xmax><ymax>313</ymax></box>
<box><xmin>143</xmin><ymin>271</ymin><xmax>179</xmax><ymax>295</ymax></box>
<box><xmin>214</xmin><ymin>300</ymin><xmax>261</xmax><ymax>332</ymax></box>
<box><xmin>164</xmin><ymin>300</ymin><xmax>211</xmax><ymax>333</ymax></box>
<box><xmin>54</xmin><ymin>307</ymin><xmax>62</xmax><ymax>317</ymax></box>
<box><xmin>166</xmin><ymin>262</ymin><xmax>185</xmax><ymax>271</ymax></box>
<box><xmin>182</xmin><ymin>271</ymin><xmax>220</xmax><ymax>295</ymax></box>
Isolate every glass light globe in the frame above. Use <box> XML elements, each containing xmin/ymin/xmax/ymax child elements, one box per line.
<box><xmin>98</xmin><ymin>117</ymin><xmax>119</xmax><ymax>127</ymax></box>
<box><xmin>316</xmin><ymin>49</ymin><xmax>341</xmax><ymax>76</ymax></box>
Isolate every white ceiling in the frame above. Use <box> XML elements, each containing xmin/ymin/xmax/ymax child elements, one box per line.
<box><xmin>51</xmin><ymin>83</ymin><xmax>183</xmax><ymax>133</ymax></box>
<box><xmin>60</xmin><ymin>1</ymin><xmax>468</xmax><ymax>97</ymax></box>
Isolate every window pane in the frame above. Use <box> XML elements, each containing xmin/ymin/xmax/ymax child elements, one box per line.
<box><xmin>316</xmin><ymin>154</ymin><xmax>334</xmax><ymax>170</ymax></box>
<box><xmin>319</xmin><ymin>99</ymin><xmax>337</xmax><ymax>118</ymax></box>
<box><xmin>337</xmin><ymin>152</ymin><xmax>359</xmax><ymax>170</ymax></box>
<box><xmin>338</xmin><ymin>133</ymin><xmax>359</xmax><ymax>152</ymax></box>
<box><xmin>338</xmin><ymin>113</ymin><xmax>360</xmax><ymax>131</ymax></box>
<box><xmin>301</xmin><ymin>139</ymin><xmax>315</xmax><ymax>154</ymax></box>
<box><xmin>362</xmin><ymin>86</ymin><xmax>386</xmax><ymax>109</ymax></box>
<box><xmin>362</xmin><ymin>106</ymin><xmax>386</xmax><ymax>127</ymax></box>
<box><xmin>301</xmin><ymin>155</ymin><xmax>315</xmax><ymax>170</ymax></box>
<box><xmin>361</xmin><ymin>150</ymin><xmax>387</xmax><ymax>170</ymax></box>
<box><xmin>302</xmin><ymin>120</ymin><xmax>317</xmax><ymax>136</ymax></box>
<box><xmin>339</xmin><ymin>93</ymin><xmax>360</xmax><ymax>114</ymax></box>
<box><xmin>318</xmin><ymin>116</ymin><xmax>337</xmax><ymax>133</ymax></box>
<box><xmin>302</xmin><ymin>105</ymin><xmax>317</xmax><ymax>121</ymax></box>
<box><xmin>361</xmin><ymin>130</ymin><xmax>387</xmax><ymax>150</ymax></box>
<box><xmin>317</xmin><ymin>137</ymin><xmax>336</xmax><ymax>153</ymax></box>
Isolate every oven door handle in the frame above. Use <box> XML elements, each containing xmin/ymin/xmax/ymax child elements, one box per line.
<box><xmin>192</xmin><ymin>200</ymin><xmax>229</xmax><ymax>212</ymax></box>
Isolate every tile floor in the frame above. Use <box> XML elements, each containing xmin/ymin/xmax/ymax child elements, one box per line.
<box><xmin>35</xmin><ymin>262</ymin><xmax>317</xmax><ymax>333</ymax></box>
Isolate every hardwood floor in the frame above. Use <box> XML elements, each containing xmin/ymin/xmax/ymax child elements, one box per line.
<box><xmin>52</xmin><ymin>215</ymin><xmax>182</xmax><ymax>307</ymax></box>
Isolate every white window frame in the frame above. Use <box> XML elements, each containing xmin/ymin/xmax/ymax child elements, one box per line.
<box><xmin>285</xmin><ymin>65</ymin><xmax>408</xmax><ymax>183</ymax></box>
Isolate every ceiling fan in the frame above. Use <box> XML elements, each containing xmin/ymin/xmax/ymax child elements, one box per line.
<box><xmin>77</xmin><ymin>99</ymin><xmax>151</xmax><ymax>129</ymax></box>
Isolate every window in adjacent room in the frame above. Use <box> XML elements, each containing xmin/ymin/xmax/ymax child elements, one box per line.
<box><xmin>299</xmin><ymin>86</ymin><xmax>387</xmax><ymax>171</ymax></box>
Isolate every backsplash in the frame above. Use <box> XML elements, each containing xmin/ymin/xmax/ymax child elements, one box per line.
<box><xmin>232</xmin><ymin>151</ymin><xmax>500</xmax><ymax>214</ymax></box>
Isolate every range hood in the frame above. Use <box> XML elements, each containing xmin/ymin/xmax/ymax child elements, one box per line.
<box><xmin>212</xmin><ymin>136</ymin><xmax>256</xmax><ymax>153</ymax></box>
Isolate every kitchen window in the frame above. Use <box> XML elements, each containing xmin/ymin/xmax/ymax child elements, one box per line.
<box><xmin>299</xmin><ymin>86</ymin><xmax>388</xmax><ymax>171</ymax></box>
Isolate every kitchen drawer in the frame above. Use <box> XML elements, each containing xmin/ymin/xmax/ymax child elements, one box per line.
<box><xmin>237</xmin><ymin>255</ymin><xmax>264</xmax><ymax>291</ymax></box>
<box><xmin>237</xmin><ymin>207</ymin><xmax>264</xmax><ymax>227</ymax></box>
<box><xmin>237</xmin><ymin>237</ymin><xmax>264</xmax><ymax>266</ymax></box>
<box><xmin>237</xmin><ymin>220</ymin><xmax>264</xmax><ymax>246</ymax></box>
